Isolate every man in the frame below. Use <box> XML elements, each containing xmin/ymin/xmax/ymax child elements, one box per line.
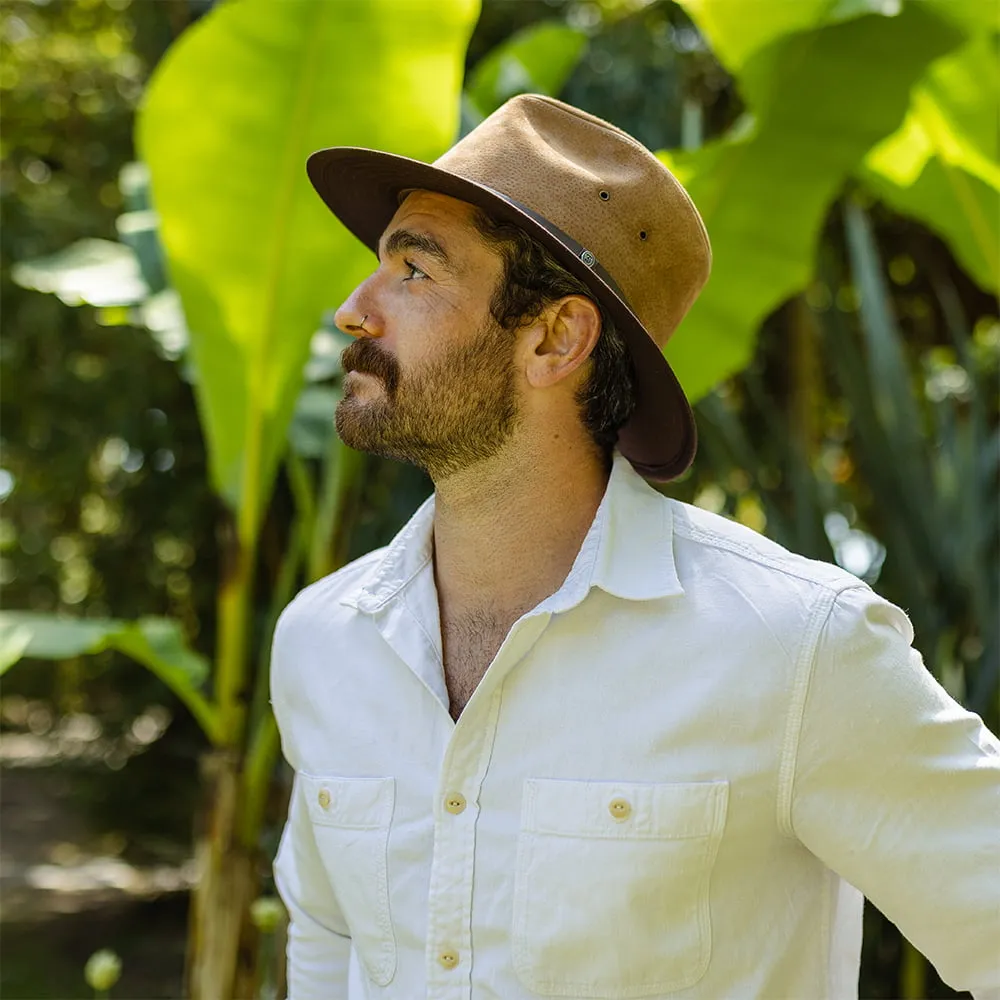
<box><xmin>270</xmin><ymin>95</ymin><xmax>999</xmax><ymax>998</ymax></box>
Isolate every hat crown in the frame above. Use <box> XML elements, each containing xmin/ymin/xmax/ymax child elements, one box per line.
<box><xmin>434</xmin><ymin>95</ymin><xmax>711</xmax><ymax>348</ymax></box>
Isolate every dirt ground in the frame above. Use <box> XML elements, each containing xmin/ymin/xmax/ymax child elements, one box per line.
<box><xmin>1</xmin><ymin>764</ymin><xmax>188</xmax><ymax>999</ymax></box>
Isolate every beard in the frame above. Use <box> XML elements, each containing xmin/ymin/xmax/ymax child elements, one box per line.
<box><xmin>334</xmin><ymin>315</ymin><xmax>522</xmax><ymax>480</ymax></box>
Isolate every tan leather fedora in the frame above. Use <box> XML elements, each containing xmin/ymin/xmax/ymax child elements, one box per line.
<box><xmin>306</xmin><ymin>94</ymin><xmax>711</xmax><ymax>482</ymax></box>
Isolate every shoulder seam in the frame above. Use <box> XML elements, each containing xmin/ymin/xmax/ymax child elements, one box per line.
<box><xmin>671</xmin><ymin>506</ymin><xmax>858</xmax><ymax>595</ymax></box>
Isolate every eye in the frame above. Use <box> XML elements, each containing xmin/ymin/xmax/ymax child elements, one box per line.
<box><xmin>403</xmin><ymin>259</ymin><xmax>428</xmax><ymax>281</ymax></box>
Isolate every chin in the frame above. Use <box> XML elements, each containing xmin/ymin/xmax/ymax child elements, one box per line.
<box><xmin>335</xmin><ymin>399</ymin><xmax>391</xmax><ymax>453</ymax></box>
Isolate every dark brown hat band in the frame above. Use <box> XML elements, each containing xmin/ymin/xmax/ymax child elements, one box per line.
<box><xmin>481</xmin><ymin>186</ymin><xmax>630</xmax><ymax>304</ymax></box>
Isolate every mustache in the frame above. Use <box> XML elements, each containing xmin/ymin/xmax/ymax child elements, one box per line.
<box><xmin>341</xmin><ymin>338</ymin><xmax>400</xmax><ymax>393</ymax></box>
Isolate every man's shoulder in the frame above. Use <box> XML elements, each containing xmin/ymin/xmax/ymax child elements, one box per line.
<box><xmin>667</xmin><ymin>497</ymin><xmax>860</xmax><ymax>597</ymax></box>
<box><xmin>276</xmin><ymin>546</ymin><xmax>389</xmax><ymax>636</ymax></box>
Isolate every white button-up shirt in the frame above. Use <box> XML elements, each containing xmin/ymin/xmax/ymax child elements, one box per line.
<box><xmin>271</xmin><ymin>451</ymin><xmax>1000</xmax><ymax>999</ymax></box>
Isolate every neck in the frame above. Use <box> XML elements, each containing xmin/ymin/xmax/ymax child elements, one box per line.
<box><xmin>430</xmin><ymin>431</ymin><xmax>610</xmax><ymax>618</ymax></box>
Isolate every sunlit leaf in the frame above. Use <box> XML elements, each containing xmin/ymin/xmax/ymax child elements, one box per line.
<box><xmin>662</xmin><ymin>3</ymin><xmax>963</xmax><ymax>401</ymax></box>
<box><xmin>679</xmin><ymin>0</ymin><xmax>993</xmax><ymax>79</ymax></box>
<box><xmin>10</xmin><ymin>238</ymin><xmax>148</xmax><ymax>307</ymax></box>
<box><xmin>916</xmin><ymin>34</ymin><xmax>999</xmax><ymax>188</ymax></box>
<box><xmin>865</xmin><ymin>155</ymin><xmax>998</xmax><ymax>294</ymax></box>
<box><xmin>137</xmin><ymin>0</ymin><xmax>479</xmax><ymax>528</ymax></box>
<box><xmin>0</xmin><ymin>612</ymin><xmax>221</xmax><ymax>744</ymax></box>
<box><xmin>861</xmin><ymin>35</ymin><xmax>1000</xmax><ymax>291</ymax></box>
<box><xmin>677</xmin><ymin>0</ymin><xmax>900</xmax><ymax>76</ymax></box>
<box><xmin>0</xmin><ymin>623</ymin><xmax>32</xmax><ymax>676</ymax></box>
<box><xmin>923</xmin><ymin>0</ymin><xmax>1000</xmax><ymax>36</ymax></box>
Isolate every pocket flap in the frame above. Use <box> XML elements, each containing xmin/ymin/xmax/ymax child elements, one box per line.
<box><xmin>300</xmin><ymin>773</ymin><xmax>395</xmax><ymax>829</ymax></box>
<box><xmin>522</xmin><ymin>778</ymin><xmax>728</xmax><ymax>840</ymax></box>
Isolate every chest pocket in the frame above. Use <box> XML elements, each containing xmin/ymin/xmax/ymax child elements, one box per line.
<box><xmin>512</xmin><ymin>777</ymin><xmax>728</xmax><ymax>998</ymax></box>
<box><xmin>301</xmin><ymin>773</ymin><xmax>396</xmax><ymax>986</ymax></box>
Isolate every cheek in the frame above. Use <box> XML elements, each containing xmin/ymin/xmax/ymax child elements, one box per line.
<box><xmin>391</xmin><ymin>298</ymin><xmax>466</xmax><ymax>357</ymax></box>
<box><xmin>378</xmin><ymin>281</ymin><xmax>442</xmax><ymax>332</ymax></box>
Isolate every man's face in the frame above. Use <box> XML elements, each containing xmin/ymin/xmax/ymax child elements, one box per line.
<box><xmin>333</xmin><ymin>190</ymin><xmax>522</xmax><ymax>479</ymax></box>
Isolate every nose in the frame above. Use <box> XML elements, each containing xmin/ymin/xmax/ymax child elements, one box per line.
<box><xmin>334</xmin><ymin>279</ymin><xmax>381</xmax><ymax>339</ymax></box>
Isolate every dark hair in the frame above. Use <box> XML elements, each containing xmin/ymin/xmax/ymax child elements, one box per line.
<box><xmin>470</xmin><ymin>208</ymin><xmax>638</xmax><ymax>456</ymax></box>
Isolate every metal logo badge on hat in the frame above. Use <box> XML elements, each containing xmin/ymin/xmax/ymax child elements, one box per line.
<box><xmin>306</xmin><ymin>94</ymin><xmax>712</xmax><ymax>483</ymax></box>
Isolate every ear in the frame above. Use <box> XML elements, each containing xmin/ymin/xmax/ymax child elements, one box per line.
<box><xmin>522</xmin><ymin>295</ymin><xmax>602</xmax><ymax>390</ymax></box>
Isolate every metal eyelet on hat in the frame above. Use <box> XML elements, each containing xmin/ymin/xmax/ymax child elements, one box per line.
<box><xmin>639</xmin><ymin>230</ymin><xmax>648</xmax><ymax>241</ymax></box>
<box><xmin>580</xmin><ymin>249</ymin><xmax>596</xmax><ymax>267</ymax></box>
<box><xmin>599</xmin><ymin>190</ymin><xmax>610</xmax><ymax>201</ymax></box>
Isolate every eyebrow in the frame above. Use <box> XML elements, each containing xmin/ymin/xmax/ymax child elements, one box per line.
<box><xmin>378</xmin><ymin>228</ymin><xmax>457</xmax><ymax>275</ymax></box>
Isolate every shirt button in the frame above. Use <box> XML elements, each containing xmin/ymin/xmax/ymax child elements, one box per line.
<box><xmin>438</xmin><ymin>948</ymin><xmax>459</xmax><ymax>969</ymax></box>
<box><xmin>444</xmin><ymin>792</ymin><xmax>466</xmax><ymax>815</ymax></box>
<box><xmin>608</xmin><ymin>797</ymin><xmax>632</xmax><ymax>821</ymax></box>
<box><xmin>317</xmin><ymin>788</ymin><xmax>331</xmax><ymax>810</ymax></box>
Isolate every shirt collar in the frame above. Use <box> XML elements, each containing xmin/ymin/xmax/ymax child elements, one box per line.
<box><xmin>342</xmin><ymin>450</ymin><xmax>683</xmax><ymax>614</ymax></box>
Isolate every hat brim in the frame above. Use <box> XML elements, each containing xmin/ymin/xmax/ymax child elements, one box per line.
<box><xmin>307</xmin><ymin>147</ymin><xmax>696</xmax><ymax>482</ymax></box>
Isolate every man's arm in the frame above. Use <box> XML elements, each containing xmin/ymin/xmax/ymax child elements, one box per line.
<box><xmin>785</xmin><ymin>583</ymin><xmax>1000</xmax><ymax>996</ymax></box>
<box><xmin>269</xmin><ymin>605</ymin><xmax>352</xmax><ymax>999</ymax></box>
<box><xmin>273</xmin><ymin>772</ymin><xmax>352</xmax><ymax>999</ymax></box>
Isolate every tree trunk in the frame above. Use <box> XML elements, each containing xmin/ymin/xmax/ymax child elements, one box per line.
<box><xmin>185</xmin><ymin>750</ymin><xmax>262</xmax><ymax>1000</ymax></box>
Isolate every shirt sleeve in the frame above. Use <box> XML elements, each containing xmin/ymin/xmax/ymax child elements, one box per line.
<box><xmin>787</xmin><ymin>583</ymin><xmax>1000</xmax><ymax>996</ymax></box>
<box><xmin>273</xmin><ymin>773</ymin><xmax>352</xmax><ymax>999</ymax></box>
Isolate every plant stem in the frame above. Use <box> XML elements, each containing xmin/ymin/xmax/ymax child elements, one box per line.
<box><xmin>900</xmin><ymin>939</ymin><xmax>926</xmax><ymax>998</ymax></box>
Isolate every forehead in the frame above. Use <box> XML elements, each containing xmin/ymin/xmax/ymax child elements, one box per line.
<box><xmin>382</xmin><ymin>189</ymin><xmax>481</xmax><ymax>246</ymax></box>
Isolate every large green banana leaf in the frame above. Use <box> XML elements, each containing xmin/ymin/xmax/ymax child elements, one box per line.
<box><xmin>136</xmin><ymin>0</ymin><xmax>479</xmax><ymax>529</ymax></box>
<box><xmin>677</xmin><ymin>0</ymin><xmax>892</xmax><ymax>75</ymax></box>
<box><xmin>861</xmin><ymin>34</ymin><xmax>999</xmax><ymax>292</ymax></box>
<box><xmin>677</xmin><ymin>0</ymin><xmax>995</xmax><ymax>76</ymax></box>
<box><xmin>661</xmin><ymin>4</ymin><xmax>963</xmax><ymax>401</ymax></box>
<box><xmin>0</xmin><ymin>612</ymin><xmax>220</xmax><ymax>743</ymax></box>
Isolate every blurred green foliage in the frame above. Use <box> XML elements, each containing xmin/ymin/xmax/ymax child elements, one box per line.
<box><xmin>464</xmin><ymin>20</ymin><xmax>588</xmax><ymax>125</ymax></box>
<box><xmin>1</xmin><ymin>1</ymin><xmax>216</xmax><ymax>862</ymax></box>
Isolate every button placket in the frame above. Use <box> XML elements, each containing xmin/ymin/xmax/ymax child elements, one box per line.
<box><xmin>426</xmin><ymin>690</ymin><xmax>507</xmax><ymax>994</ymax></box>
<box><xmin>427</xmin><ymin>768</ymin><xmax>477</xmax><ymax>991</ymax></box>
<box><xmin>444</xmin><ymin>792</ymin><xmax>466</xmax><ymax>815</ymax></box>
<box><xmin>426</xmin><ymin>620</ymin><xmax>550</xmax><ymax>994</ymax></box>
